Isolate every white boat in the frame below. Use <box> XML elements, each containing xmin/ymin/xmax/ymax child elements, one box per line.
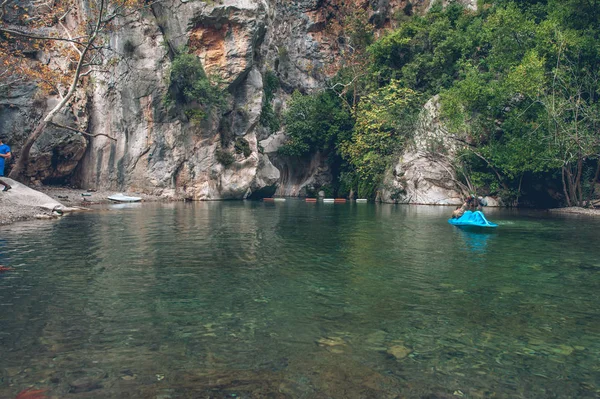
<box><xmin>273</xmin><ymin>198</ymin><xmax>286</xmax><ymax>202</ymax></box>
<box><xmin>323</xmin><ymin>198</ymin><xmax>335</xmax><ymax>203</ymax></box>
<box><xmin>108</xmin><ymin>193</ymin><xmax>142</xmax><ymax>203</ymax></box>
<box><xmin>356</xmin><ymin>199</ymin><xmax>368</xmax><ymax>203</ymax></box>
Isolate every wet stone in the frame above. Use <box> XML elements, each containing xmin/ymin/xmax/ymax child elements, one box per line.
<box><xmin>317</xmin><ymin>337</ymin><xmax>345</xmax><ymax>347</ymax></box>
<box><xmin>387</xmin><ymin>345</ymin><xmax>412</xmax><ymax>360</ymax></box>
<box><xmin>551</xmin><ymin>345</ymin><xmax>574</xmax><ymax>356</ymax></box>
<box><xmin>68</xmin><ymin>368</ymin><xmax>106</xmax><ymax>393</ymax></box>
<box><xmin>120</xmin><ymin>369</ymin><xmax>137</xmax><ymax>381</ymax></box>
<box><xmin>69</xmin><ymin>377</ymin><xmax>103</xmax><ymax>393</ymax></box>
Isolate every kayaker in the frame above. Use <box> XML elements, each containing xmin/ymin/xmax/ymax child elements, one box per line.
<box><xmin>466</xmin><ymin>194</ymin><xmax>482</xmax><ymax>211</ymax></box>
<box><xmin>451</xmin><ymin>202</ymin><xmax>468</xmax><ymax>219</ymax></box>
<box><xmin>452</xmin><ymin>194</ymin><xmax>483</xmax><ymax>219</ymax></box>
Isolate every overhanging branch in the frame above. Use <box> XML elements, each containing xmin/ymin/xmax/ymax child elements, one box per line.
<box><xmin>0</xmin><ymin>27</ymin><xmax>87</xmax><ymax>46</ymax></box>
<box><xmin>50</xmin><ymin>121</ymin><xmax>117</xmax><ymax>141</ymax></box>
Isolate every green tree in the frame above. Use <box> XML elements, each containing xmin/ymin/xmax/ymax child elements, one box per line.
<box><xmin>279</xmin><ymin>90</ymin><xmax>353</xmax><ymax>157</ymax></box>
<box><xmin>341</xmin><ymin>82</ymin><xmax>420</xmax><ymax>191</ymax></box>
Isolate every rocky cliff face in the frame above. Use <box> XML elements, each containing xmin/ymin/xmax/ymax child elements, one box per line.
<box><xmin>3</xmin><ymin>0</ymin><xmax>475</xmax><ymax>201</ymax></box>
<box><xmin>380</xmin><ymin>96</ymin><xmax>464</xmax><ymax>205</ymax></box>
<box><xmin>75</xmin><ymin>0</ymin><xmax>278</xmax><ymax>200</ymax></box>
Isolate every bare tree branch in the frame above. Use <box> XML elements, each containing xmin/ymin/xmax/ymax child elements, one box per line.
<box><xmin>50</xmin><ymin>121</ymin><xmax>117</xmax><ymax>141</ymax></box>
<box><xmin>0</xmin><ymin>27</ymin><xmax>88</xmax><ymax>46</ymax></box>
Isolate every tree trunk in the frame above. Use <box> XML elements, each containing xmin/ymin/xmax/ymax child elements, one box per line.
<box><xmin>575</xmin><ymin>158</ymin><xmax>583</xmax><ymax>206</ymax></box>
<box><xmin>588</xmin><ymin>160</ymin><xmax>600</xmax><ymax>203</ymax></box>
<box><xmin>562</xmin><ymin>166</ymin><xmax>572</xmax><ymax>207</ymax></box>
<box><xmin>566</xmin><ymin>167</ymin><xmax>578</xmax><ymax>207</ymax></box>
<box><xmin>8</xmin><ymin>120</ymin><xmax>48</xmax><ymax>180</ymax></box>
<box><xmin>515</xmin><ymin>173</ymin><xmax>524</xmax><ymax>207</ymax></box>
<box><xmin>5</xmin><ymin>0</ymin><xmax>103</xmax><ymax>182</ymax></box>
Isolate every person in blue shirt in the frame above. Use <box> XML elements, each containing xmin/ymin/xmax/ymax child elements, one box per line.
<box><xmin>0</xmin><ymin>137</ymin><xmax>12</xmax><ymax>192</ymax></box>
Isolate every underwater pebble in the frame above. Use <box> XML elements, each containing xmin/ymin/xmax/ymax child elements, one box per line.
<box><xmin>552</xmin><ymin>345</ymin><xmax>574</xmax><ymax>356</ymax></box>
<box><xmin>387</xmin><ymin>345</ymin><xmax>412</xmax><ymax>360</ymax></box>
<box><xmin>69</xmin><ymin>377</ymin><xmax>102</xmax><ymax>393</ymax></box>
<box><xmin>316</xmin><ymin>337</ymin><xmax>345</xmax><ymax>347</ymax></box>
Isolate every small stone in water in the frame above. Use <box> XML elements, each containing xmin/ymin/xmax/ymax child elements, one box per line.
<box><xmin>69</xmin><ymin>377</ymin><xmax>102</xmax><ymax>393</ymax></box>
<box><xmin>552</xmin><ymin>345</ymin><xmax>574</xmax><ymax>356</ymax></box>
<box><xmin>317</xmin><ymin>337</ymin><xmax>345</xmax><ymax>347</ymax></box>
<box><xmin>387</xmin><ymin>345</ymin><xmax>412</xmax><ymax>360</ymax></box>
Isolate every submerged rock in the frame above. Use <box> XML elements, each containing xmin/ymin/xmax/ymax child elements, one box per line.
<box><xmin>387</xmin><ymin>345</ymin><xmax>412</xmax><ymax>360</ymax></box>
<box><xmin>551</xmin><ymin>345</ymin><xmax>574</xmax><ymax>356</ymax></box>
<box><xmin>69</xmin><ymin>377</ymin><xmax>104</xmax><ymax>393</ymax></box>
<box><xmin>316</xmin><ymin>337</ymin><xmax>345</xmax><ymax>347</ymax></box>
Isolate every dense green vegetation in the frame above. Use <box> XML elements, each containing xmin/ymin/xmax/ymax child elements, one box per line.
<box><xmin>165</xmin><ymin>52</ymin><xmax>226</xmax><ymax>123</ymax></box>
<box><xmin>260</xmin><ymin>70</ymin><xmax>281</xmax><ymax>133</ymax></box>
<box><xmin>279</xmin><ymin>0</ymin><xmax>600</xmax><ymax>205</ymax></box>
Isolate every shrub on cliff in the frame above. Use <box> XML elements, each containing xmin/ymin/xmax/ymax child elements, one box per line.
<box><xmin>260</xmin><ymin>70</ymin><xmax>281</xmax><ymax>133</ymax></box>
<box><xmin>165</xmin><ymin>53</ymin><xmax>226</xmax><ymax>120</ymax></box>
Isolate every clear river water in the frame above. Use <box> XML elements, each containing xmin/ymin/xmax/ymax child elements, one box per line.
<box><xmin>0</xmin><ymin>201</ymin><xmax>599</xmax><ymax>398</ymax></box>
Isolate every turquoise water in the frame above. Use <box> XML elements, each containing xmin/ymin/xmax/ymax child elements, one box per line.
<box><xmin>0</xmin><ymin>202</ymin><xmax>599</xmax><ymax>398</ymax></box>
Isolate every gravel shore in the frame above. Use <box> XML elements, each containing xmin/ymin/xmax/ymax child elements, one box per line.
<box><xmin>37</xmin><ymin>186</ymin><xmax>166</xmax><ymax>206</ymax></box>
<box><xmin>1</xmin><ymin>184</ymin><xmax>167</xmax><ymax>226</ymax></box>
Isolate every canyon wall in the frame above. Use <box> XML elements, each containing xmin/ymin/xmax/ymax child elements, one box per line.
<box><xmin>2</xmin><ymin>0</ymin><xmax>477</xmax><ymax>201</ymax></box>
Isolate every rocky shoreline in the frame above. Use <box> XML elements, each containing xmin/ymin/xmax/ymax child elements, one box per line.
<box><xmin>549</xmin><ymin>207</ymin><xmax>600</xmax><ymax>216</ymax></box>
<box><xmin>0</xmin><ymin>183</ymin><xmax>168</xmax><ymax>226</ymax></box>
<box><xmin>3</xmin><ymin>183</ymin><xmax>600</xmax><ymax>227</ymax></box>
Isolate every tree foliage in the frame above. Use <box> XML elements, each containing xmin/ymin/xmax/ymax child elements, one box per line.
<box><xmin>165</xmin><ymin>52</ymin><xmax>226</xmax><ymax>122</ymax></box>
<box><xmin>279</xmin><ymin>90</ymin><xmax>353</xmax><ymax>158</ymax></box>
<box><xmin>279</xmin><ymin>0</ymin><xmax>600</xmax><ymax>205</ymax></box>
<box><xmin>341</xmin><ymin>82</ymin><xmax>419</xmax><ymax>183</ymax></box>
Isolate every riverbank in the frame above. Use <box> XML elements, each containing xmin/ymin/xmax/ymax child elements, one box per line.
<box><xmin>1</xmin><ymin>182</ymin><xmax>168</xmax><ymax>226</ymax></box>
<box><xmin>549</xmin><ymin>206</ymin><xmax>600</xmax><ymax>216</ymax></box>
<box><xmin>3</xmin><ymin>184</ymin><xmax>600</xmax><ymax>226</ymax></box>
<box><xmin>37</xmin><ymin>186</ymin><xmax>166</xmax><ymax>207</ymax></box>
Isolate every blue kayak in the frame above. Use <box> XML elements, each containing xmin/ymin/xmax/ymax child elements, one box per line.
<box><xmin>448</xmin><ymin>211</ymin><xmax>498</xmax><ymax>228</ymax></box>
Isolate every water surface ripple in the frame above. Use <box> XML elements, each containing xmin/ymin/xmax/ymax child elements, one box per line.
<box><xmin>0</xmin><ymin>202</ymin><xmax>599</xmax><ymax>398</ymax></box>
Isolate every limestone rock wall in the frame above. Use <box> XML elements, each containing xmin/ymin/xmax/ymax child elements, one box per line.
<box><xmin>3</xmin><ymin>0</ymin><xmax>472</xmax><ymax>201</ymax></box>
<box><xmin>74</xmin><ymin>0</ymin><xmax>279</xmax><ymax>200</ymax></box>
<box><xmin>0</xmin><ymin>85</ymin><xmax>88</xmax><ymax>184</ymax></box>
<box><xmin>380</xmin><ymin>96</ymin><xmax>464</xmax><ymax>205</ymax></box>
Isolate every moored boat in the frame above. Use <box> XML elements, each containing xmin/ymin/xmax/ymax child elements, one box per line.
<box><xmin>108</xmin><ymin>193</ymin><xmax>142</xmax><ymax>203</ymax></box>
